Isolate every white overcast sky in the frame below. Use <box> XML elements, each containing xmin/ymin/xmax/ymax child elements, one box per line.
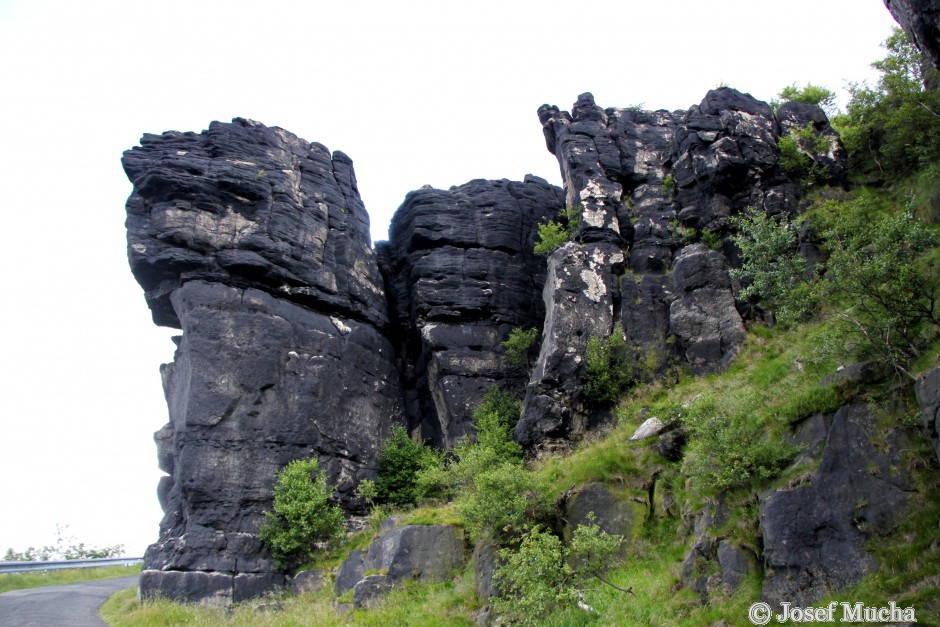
<box><xmin>0</xmin><ymin>1</ymin><xmax>898</xmax><ymax>556</ymax></box>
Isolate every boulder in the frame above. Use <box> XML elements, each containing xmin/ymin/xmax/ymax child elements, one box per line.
<box><xmin>473</xmin><ymin>534</ymin><xmax>502</xmax><ymax>601</ymax></box>
<box><xmin>717</xmin><ymin>541</ymin><xmax>760</xmax><ymax>593</ymax></box>
<box><xmin>564</xmin><ymin>482</ymin><xmax>639</xmax><ymax>541</ymax></box>
<box><xmin>336</xmin><ymin>522</ymin><xmax>466</xmax><ymax>603</ymax></box>
<box><xmin>353</xmin><ymin>575</ymin><xmax>391</xmax><ymax>608</ymax></box>
<box><xmin>629</xmin><ymin>417</ymin><xmax>667</xmax><ymax>441</ymax></box>
<box><xmin>760</xmin><ymin>404</ymin><xmax>913</xmax><ymax>608</ymax></box>
<box><xmin>290</xmin><ymin>569</ymin><xmax>324</xmax><ymax>595</ymax></box>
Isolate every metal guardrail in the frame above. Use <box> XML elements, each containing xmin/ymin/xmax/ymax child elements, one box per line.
<box><xmin>0</xmin><ymin>557</ymin><xmax>143</xmax><ymax>574</ymax></box>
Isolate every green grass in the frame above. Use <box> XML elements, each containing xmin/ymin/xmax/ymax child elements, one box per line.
<box><xmin>100</xmin><ymin>567</ymin><xmax>480</xmax><ymax>626</ymax></box>
<box><xmin>0</xmin><ymin>564</ymin><xmax>141</xmax><ymax>594</ymax></box>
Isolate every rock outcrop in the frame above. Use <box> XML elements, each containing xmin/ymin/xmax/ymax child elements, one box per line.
<box><xmin>519</xmin><ymin>89</ymin><xmax>843</xmax><ymax>447</ymax></box>
<box><xmin>334</xmin><ymin>520</ymin><xmax>466</xmax><ymax>607</ymax></box>
<box><xmin>378</xmin><ymin>178</ymin><xmax>564</xmax><ymax>447</ymax></box>
<box><xmin>125</xmin><ymin>88</ymin><xmax>849</xmax><ymax>604</ymax></box>
<box><xmin>885</xmin><ymin>0</ymin><xmax>940</xmax><ymax>72</ymax></box>
<box><xmin>123</xmin><ymin>120</ymin><xmax>404</xmax><ymax>604</ymax></box>
<box><xmin>760</xmin><ymin>403</ymin><xmax>914</xmax><ymax>608</ymax></box>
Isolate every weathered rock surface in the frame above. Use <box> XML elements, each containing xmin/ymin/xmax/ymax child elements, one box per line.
<box><xmin>915</xmin><ymin>366</ymin><xmax>940</xmax><ymax>465</ymax></box>
<box><xmin>378</xmin><ymin>177</ymin><xmax>564</xmax><ymax>447</ymax></box>
<box><xmin>885</xmin><ymin>0</ymin><xmax>940</xmax><ymax>72</ymax></box>
<box><xmin>516</xmin><ymin>242</ymin><xmax>624</xmax><ymax>448</ymax></box>
<box><xmin>124</xmin><ymin>120</ymin><xmax>404</xmax><ymax>605</ymax></box>
<box><xmin>123</xmin><ymin>118</ymin><xmax>387</xmax><ymax>329</ymax></box>
<box><xmin>521</xmin><ymin>89</ymin><xmax>834</xmax><ymax>444</ymax></box>
<box><xmin>142</xmin><ymin>281</ymin><xmax>403</xmax><ymax>601</ymax></box>
<box><xmin>564</xmin><ymin>482</ymin><xmax>640</xmax><ymax>541</ymax></box>
<box><xmin>760</xmin><ymin>403</ymin><xmax>914</xmax><ymax>608</ymax></box>
<box><xmin>335</xmin><ymin>522</ymin><xmax>466</xmax><ymax>603</ymax></box>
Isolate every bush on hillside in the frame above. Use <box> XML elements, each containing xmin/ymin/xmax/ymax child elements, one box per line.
<box><xmin>258</xmin><ymin>457</ymin><xmax>345</xmax><ymax>569</ymax></box>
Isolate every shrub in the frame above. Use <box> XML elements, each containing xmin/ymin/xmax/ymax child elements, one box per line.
<box><xmin>376</xmin><ymin>425</ymin><xmax>428</xmax><ymax>506</ymax></box>
<box><xmin>774</xmin><ymin>82</ymin><xmax>837</xmax><ymax>115</ymax></box>
<box><xmin>833</xmin><ymin>28</ymin><xmax>940</xmax><ymax>177</ymax></box>
<box><xmin>534</xmin><ymin>206</ymin><xmax>581</xmax><ymax>256</ymax></box>
<box><xmin>583</xmin><ymin>323</ymin><xmax>633</xmax><ymax>407</ymax></box>
<box><xmin>777</xmin><ymin>123</ymin><xmax>833</xmax><ymax>185</ymax></box>
<box><xmin>258</xmin><ymin>457</ymin><xmax>345</xmax><ymax>570</ymax></box>
<box><xmin>816</xmin><ymin>205</ymin><xmax>940</xmax><ymax>377</ymax></box>
<box><xmin>730</xmin><ymin>207</ymin><xmax>818</xmax><ymax>323</ymax></box>
<box><xmin>533</xmin><ymin>221</ymin><xmax>569</xmax><ymax>257</ymax></box>
<box><xmin>681</xmin><ymin>397</ymin><xmax>797</xmax><ymax>491</ymax></box>
<box><xmin>415</xmin><ymin>387</ymin><xmax>522</xmax><ymax>501</ymax></box>
<box><xmin>493</xmin><ymin>516</ymin><xmax>626</xmax><ymax>625</ymax></box>
<box><xmin>456</xmin><ymin>461</ymin><xmax>546</xmax><ymax>540</ymax></box>
<box><xmin>502</xmin><ymin>327</ymin><xmax>538</xmax><ymax>368</ymax></box>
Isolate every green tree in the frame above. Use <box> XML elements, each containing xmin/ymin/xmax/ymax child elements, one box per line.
<box><xmin>774</xmin><ymin>82</ymin><xmax>837</xmax><ymax>115</ymax></box>
<box><xmin>502</xmin><ymin>327</ymin><xmax>538</xmax><ymax>368</ymax></box>
<box><xmin>258</xmin><ymin>457</ymin><xmax>345</xmax><ymax>570</ymax></box>
<box><xmin>730</xmin><ymin>207</ymin><xmax>818</xmax><ymax>323</ymax></box>
<box><xmin>816</xmin><ymin>203</ymin><xmax>940</xmax><ymax>377</ymax></box>
<box><xmin>492</xmin><ymin>516</ymin><xmax>626</xmax><ymax>625</ymax></box>
<box><xmin>534</xmin><ymin>206</ymin><xmax>581</xmax><ymax>256</ymax></box>
<box><xmin>833</xmin><ymin>28</ymin><xmax>940</xmax><ymax>176</ymax></box>
<box><xmin>3</xmin><ymin>525</ymin><xmax>125</xmax><ymax>561</ymax></box>
<box><xmin>375</xmin><ymin>425</ymin><xmax>427</xmax><ymax>506</ymax></box>
<box><xmin>583</xmin><ymin>323</ymin><xmax>633</xmax><ymax>406</ymax></box>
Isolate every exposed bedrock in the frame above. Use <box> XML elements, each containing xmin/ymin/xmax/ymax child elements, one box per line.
<box><xmin>521</xmin><ymin>89</ymin><xmax>845</xmax><ymax>445</ymax></box>
<box><xmin>378</xmin><ymin>177</ymin><xmax>564</xmax><ymax>447</ymax></box>
<box><xmin>885</xmin><ymin>0</ymin><xmax>940</xmax><ymax>73</ymax></box>
<box><xmin>760</xmin><ymin>403</ymin><xmax>915</xmax><ymax>608</ymax></box>
<box><xmin>124</xmin><ymin>120</ymin><xmax>404</xmax><ymax>604</ymax></box>
<box><xmin>123</xmin><ymin>117</ymin><xmax>387</xmax><ymax>329</ymax></box>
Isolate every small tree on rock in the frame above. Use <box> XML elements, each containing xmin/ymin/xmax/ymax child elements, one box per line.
<box><xmin>258</xmin><ymin>457</ymin><xmax>345</xmax><ymax>570</ymax></box>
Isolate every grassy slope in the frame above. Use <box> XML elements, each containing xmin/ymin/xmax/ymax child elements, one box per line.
<box><xmin>0</xmin><ymin>564</ymin><xmax>141</xmax><ymax>594</ymax></box>
<box><xmin>102</xmin><ymin>173</ymin><xmax>940</xmax><ymax>626</ymax></box>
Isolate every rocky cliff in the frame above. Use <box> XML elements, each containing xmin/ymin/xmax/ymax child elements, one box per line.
<box><xmin>123</xmin><ymin>120</ymin><xmax>404</xmax><ymax>604</ymax></box>
<box><xmin>124</xmin><ymin>90</ymin><xmax>845</xmax><ymax>604</ymax></box>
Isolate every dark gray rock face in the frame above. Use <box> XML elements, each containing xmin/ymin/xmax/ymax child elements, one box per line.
<box><xmin>143</xmin><ymin>281</ymin><xmax>403</xmax><ymax>602</ymax></box>
<box><xmin>124</xmin><ymin>120</ymin><xmax>404</xmax><ymax>605</ymax></box>
<box><xmin>516</xmin><ymin>242</ymin><xmax>624</xmax><ymax>448</ymax></box>
<box><xmin>669</xmin><ymin>244</ymin><xmax>745</xmax><ymax>374</ymax></box>
<box><xmin>915</xmin><ymin>366</ymin><xmax>940</xmax><ymax>465</ymax></box>
<box><xmin>123</xmin><ymin>118</ymin><xmax>387</xmax><ymax>329</ymax></box>
<box><xmin>521</xmin><ymin>89</ymin><xmax>826</xmax><ymax>444</ymax></box>
<box><xmin>335</xmin><ymin>522</ymin><xmax>466</xmax><ymax>602</ymax></box>
<box><xmin>473</xmin><ymin>534</ymin><xmax>502</xmax><ymax>601</ymax></box>
<box><xmin>885</xmin><ymin>0</ymin><xmax>940</xmax><ymax>72</ymax></box>
<box><xmin>563</xmin><ymin>482</ymin><xmax>637</xmax><ymax>541</ymax></box>
<box><xmin>378</xmin><ymin>177</ymin><xmax>564</xmax><ymax>447</ymax></box>
<box><xmin>760</xmin><ymin>404</ymin><xmax>913</xmax><ymax>608</ymax></box>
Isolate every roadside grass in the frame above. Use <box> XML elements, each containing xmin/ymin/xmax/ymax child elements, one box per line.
<box><xmin>100</xmin><ymin>566</ymin><xmax>479</xmax><ymax>626</ymax></box>
<box><xmin>0</xmin><ymin>564</ymin><xmax>141</xmax><ymax>594</ymax></box>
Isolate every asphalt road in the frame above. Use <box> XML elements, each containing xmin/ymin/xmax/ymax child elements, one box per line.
<box><xmin>0</xmin><ymin>575</ymin><xmax>139</xmax><ymax>626</ymax></box>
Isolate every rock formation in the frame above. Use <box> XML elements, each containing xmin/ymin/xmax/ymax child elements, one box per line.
<box><xmin>124</xmin><ymin>89</ymin><xmax>848</xmax><ymax>604</ymax></box>
<box><xmin>885</xmin><ymin>0</ymin><xmax>940</xmax><ymax>72</ymax></box>
<box><xmin>378</xmin><ymin>178</ymin><xmax>564</xmax><ymax>447</ymax></box>
<box><xmin>517</xmin><ymin>88</ymin><xmax>844</xmax><ymax>448</ymax></box>
<box><xmin>123</xmin><ymin>119</ymin><xmax>404</xmax><ymax>604</ymax></box>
